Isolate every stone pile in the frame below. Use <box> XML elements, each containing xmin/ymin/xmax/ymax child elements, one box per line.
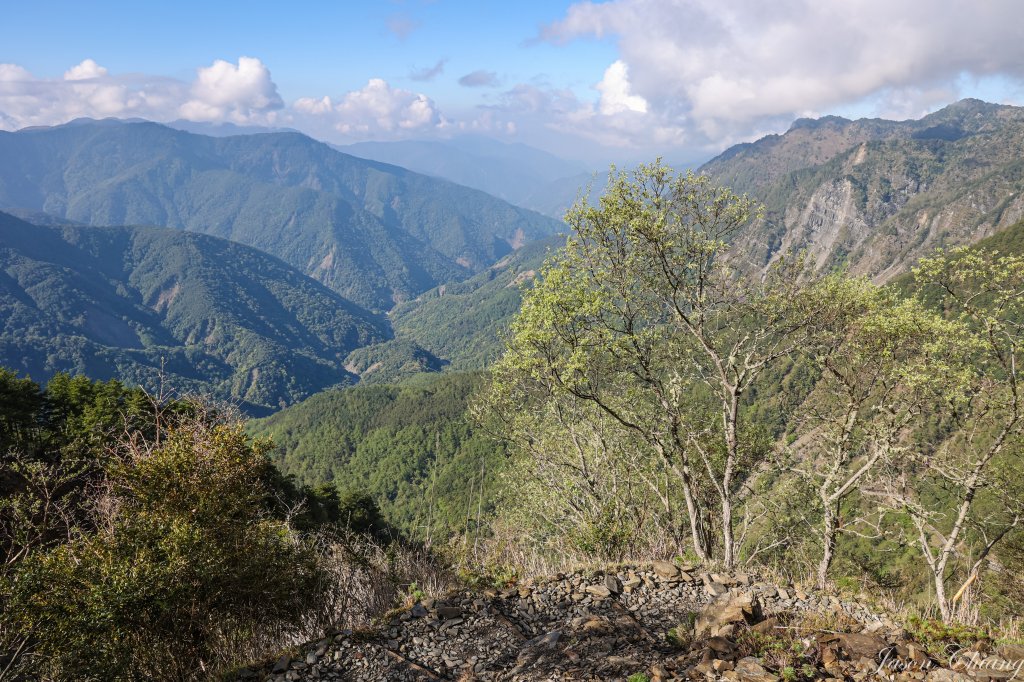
<box><xmin>237</xmin><ymin>563</ymin><xmax>1022</xmax><ymax>681</ymax></box>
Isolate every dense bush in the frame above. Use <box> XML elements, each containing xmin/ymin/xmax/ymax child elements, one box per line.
<box><xmin>0</xmin><ymin>371</ymin><xmax>391</xmax><ymax>680</ymax></box>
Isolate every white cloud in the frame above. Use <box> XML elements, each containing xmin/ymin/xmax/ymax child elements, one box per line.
<box><xmin>294</xmin><ymin>78</ymin><xmax>444</xmax><ymax>138</ymax></box>
<box><xmin>0</xmin><ymin>64</ymin><xmax>32</xmax><ymax>82</ymax></box>
<box><xmin>64</xmin><ymin>59</ymin><xmax>108</xmax><ymax>81</ymax></box>
<box><xmin>0</xmin><ymin>57</ymin><xmax>284</xmax><ymax>131</ymax></box>
<box><xmin>596</xmin><ymin>60</ymin><xmax>646</xmax><ymax>115</ymax></box>
<box><xmin>0</xmin><ymin>60</ymin><xmax>187</xmax><ymax>129</ymax></box>
<box><xmin>542</xmin><ymin>0</ymin><xmax>1024</xmax><ymax>148</ymax></box>
<box><xmin>179</xmin><ymin>57</ymin><xmax>283</xmax><ymax>124</ymax></box>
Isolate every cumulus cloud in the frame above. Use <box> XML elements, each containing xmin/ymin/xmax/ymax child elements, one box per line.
<box><xmin>542</xmin><ymin>0</ymin><xmax>1024</xmax><ymax>146</ymax></box>
<box><xmin>294</xmin><ymin>78</ymin><xmax>444</xmax><ymax>138</ymax></box>
<box><xmin>596</xmin><ymin>60</ymin><xmax>646</xmax><ymax>115</ymax></box>
<box><xmin>0</xmin><ymin>57</ymin><xmax>285</xmax><ymax>131</ymax></box>
<box><xmin>481</xmin><ymin>78</ymin><xmax>685</xmax><ymax>154</ymax></box>
<box><xmin>179</xmin><ymin>56</ymin><xmax>283</xmax><ymax>124</ymax></box>
<box><xmin>0</xmin><ymin>60</ymin><xmax>191</xmax><ymax>130</ymax></box>
<box><xmin>410</xmin><ymin>59</ymin><xmax>446</xmax><ymax>82</ymax></box>
<box><xmin>458</xmin><ymin>70</ymin><xmax>501</xmax><ymax>88</ymax></box>
<box><xmin>64</xmin><ymin>59</ymin><xmax>107</xmax><ymax>81</ymax></box>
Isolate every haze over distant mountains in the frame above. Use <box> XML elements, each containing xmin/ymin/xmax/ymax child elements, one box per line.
<box><xmin>0</xmin><ymin>119</ymin><xmax>563</xmax><ymax>310</ymax></box>
<box><xmin>341</xmin><ymin>135</ymin><xmax>601</xmax><ymax>219</ymax></box>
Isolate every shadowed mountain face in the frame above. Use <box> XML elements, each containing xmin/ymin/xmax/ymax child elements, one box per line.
<box><xmin>0</xmin><ymin>120</ymin><xmax>564</xmax><ymax>310</ymax></box>
<box><xmin>0</xmin><ymin>211</ymin><xmax>388</xmax><ymax>413</ymax></box>
<box><xmin>700</xmin><ymin>99</ymin><xmax>1024</xmax><ymax>280</ymax></box>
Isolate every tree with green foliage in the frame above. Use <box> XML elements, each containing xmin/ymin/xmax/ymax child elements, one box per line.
<box><xmin>489</xmin><ymin>161</ymin><xmax>835</xmax><ymax>566</ymax></box>
<box><xmin>880</xmin><ymin>248</ymin><xmax>1024</xmax><ymax>622</ymax></box>
<box><xmin>783</xmin><ymin>280</ymin><xmax>957</xmax><ymax>589</ymax></box>
<box><xmin>486</xmin><ymin>390</ymin><xmax>669</xmax><ymax>562</ymax></box>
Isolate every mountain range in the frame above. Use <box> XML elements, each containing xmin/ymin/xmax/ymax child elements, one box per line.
<box><xmin>341</xmin><ymin>135</ymin><xmax>603</xmax><ymax>219</ymax></box>
<box><xmin>0</xmin><ymin>119</ymin><xmax>563</xmax><ymax>311</ymax></box>
<box><xmin>704</xmin><ymin>98</ymin><xmax>1024</xmax><ymax>279</ymax></box>
<box><xmin>5</xmin><ymin>100</ymin><xmax>1024</xmax><ymax>408</ymax></box>
<box><xmin>0</xmin><ymin>211</ymin><xmax>387</xmax><ymax>413</ymax></box>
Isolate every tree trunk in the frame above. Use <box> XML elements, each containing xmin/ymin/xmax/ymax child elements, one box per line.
<box><xmin>678</xmin><ymin>464</ymin><xmax>711</xmax><ymax>562</ymax></box>
<box><xmin>722</xmin><ymin>495</ymin><xmax>735</xmax><ymax>568</ymax></box>
<box><xmin>934</xmin><ymin>569</ymin><xmax>950</xmax><ymax>623</ymax></box>
<box><xmin>721</xmin><ymin>391</ymin><xmax>740</xmax><ymax>568</ymax></box>
<box><xmin>818</xmin><ymin>501</ymin><xmax>838</xmax><ymax>591</ymax></box>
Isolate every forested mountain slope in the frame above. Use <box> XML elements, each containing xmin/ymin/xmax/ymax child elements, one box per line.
<box><xmin>0</xmin><ymin>119</ymin><xmax>563</xmax><ymax>310</ymax></box>
<box><xmin>0</xmin><ymin>212</ymin><xmax>387</xmax><ymax>412</ymax></box>
<box><xmin>248</xmin><ymin>371</ymin><xmax>503</xmax><ymax>538</ymax></box>
<box><xmin>701</xmin><ymin>99</ymin><xmax>1024</xmax><ymax>279</ymax></box>
<box><xmin>387</xmin><ymin>235</ymin><xmax>561</xmax><ymax>370</ymax></box>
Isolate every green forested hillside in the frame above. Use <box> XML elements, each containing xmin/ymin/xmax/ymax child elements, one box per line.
<box><xmin>249</xmin><ymin>371</ymin><xmax>504</xmax><ymax>539</ymax></box>
<box><xmin>0</xmin><ymin>119</ymin><xmax>564</xmax><ymax>310</ymax></box>
<box><xmin>0</xmin><ymin>212</ymin><xmax>387</xmax><ymax>412</ymax></box>
<box><xmin>387</xmin><ymin>236</ymin><xmax>562</xmax><ymax>369</ymax></box>
<box><xmin>343</xmin><ymin>339</ymin><xmax>447</xmax><ymax>385</ymax></box>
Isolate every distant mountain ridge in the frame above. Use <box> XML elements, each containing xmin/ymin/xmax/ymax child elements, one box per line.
<box><xmin>700</xmin><ymin>98</ymin><xmax>1024</xmax><ymax>279</ymax></box>
<box><xmin>341</xmin><ymin>136</ymin><xmax>600</xmax><ymax>219</ymax></box>
<box><xmin>0</xmin><ymin>119</ymin><xmax>563</xmax><ymax>310</ymax></box>
<box><xmin>0</xmin><ymin>211</ymin><xmax>387</xmax><ymax>413</ymax></box>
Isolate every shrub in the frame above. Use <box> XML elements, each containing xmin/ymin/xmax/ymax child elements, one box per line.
<box><xmin>4</xmin><ymin>417</ymin><xmax>326</xmax><ymax>681</ymax></box>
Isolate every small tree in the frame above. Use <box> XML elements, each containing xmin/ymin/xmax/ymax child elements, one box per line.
<box><xmin>784</xmin><ymin>279</ymin><xmax>954</xmax><ymax>589</ymax></box>
<box><xmin>490</xmin><ymin>161</ymin><xmax>833</xmax><ymax>566</ymax></box>
<box><xmin>883</xmin><ymin>248</ymin><xmax>1024</xmax><ymax>622</ymax></box>
<box><xmin>490</xmin><ymin>390</ymin><xmax>671</xmax><ymax>562</ymax></box>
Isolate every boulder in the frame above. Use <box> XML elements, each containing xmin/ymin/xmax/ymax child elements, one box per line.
<box><xmin>604</xmin><ymin>573</ymin><xmax>623</xmax><ymax>595</ymax></box>
<box><xmin>436</xmin><ymin>605</ymin><xmax>463</xmax><ymax>620</ymax></box>
<box><xmin>732</xmin><ymin>657</ymin><xmax>780</xmax><ymax>682</ymax></box>
<box><xmin>695</xmin><ymin>593</ymin><xmax>763</xmax><ymax>637</ymax></box>
<box><xmin>653</xmin><ymin>560</ymin><xmax>680</xmax><ymax>579</ymax></box>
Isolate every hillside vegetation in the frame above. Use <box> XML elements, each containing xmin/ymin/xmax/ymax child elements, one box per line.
<box><xmin>0</xmin><ymin>368</ymin><xmax>466</xmax><ymax>681</ymax></box>
<box><xmin>0</xmin><ymin>211</ymin><xmax>387</xmax><ymax>412</ymax></box>
<box><xmin>249</xmin><ymin>371</ymin><xmax>505</xmax><ymax>540</ymax></box>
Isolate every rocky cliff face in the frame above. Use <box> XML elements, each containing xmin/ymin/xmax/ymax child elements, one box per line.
<box><xmin>703</xmin><ymin>100</ymin><xmax>1024</xmax><ymax>281</ymax></box>
<box><xmin>238</xmin><ymin>563</ymin><xmax>1020</xmax><ymax>681</ymax></box>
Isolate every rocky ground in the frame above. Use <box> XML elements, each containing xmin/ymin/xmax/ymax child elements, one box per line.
<box><xmin>238</xmin><ymin>562</ymin><xmax>1024</xmax><ymax>681</ymax></box>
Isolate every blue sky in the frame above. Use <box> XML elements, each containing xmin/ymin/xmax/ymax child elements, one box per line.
<box><xmin>3</xmin><ymin>1</ymin><xmax>1024</xmax><ymax>165</ymax></box>
<box><xmin>3</xmin><ymin>2</ymin><xmax>611</xmax><ymax>103</ymax></box>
